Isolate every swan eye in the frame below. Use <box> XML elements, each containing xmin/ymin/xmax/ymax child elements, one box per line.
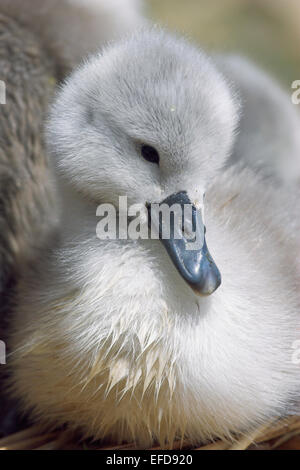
<box><xmin>141</xmin><ymin>145</ymin><xmax>160</xmax><ymax>165</ymax></box>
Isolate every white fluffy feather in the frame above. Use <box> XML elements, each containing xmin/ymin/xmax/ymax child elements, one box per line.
<box><xmin>216</xmin><ymin>54</ymin><xmax>300</xmax><ymax>183</ymax></box>
<box><xmin>8</xmin><ymin>29</ymin><xmax>300</xmax><ymax>447</ymax></box>
<box><xmin>0</xmin><ymin>0</ymin><xmax>145</xmax><ymax>70</ymax></box>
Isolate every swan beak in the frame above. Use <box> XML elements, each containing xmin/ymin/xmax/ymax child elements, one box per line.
<box><xmin>147</xmin><ymin>191</ymin><xmax>221</xmax><ymax>296</ymax></box>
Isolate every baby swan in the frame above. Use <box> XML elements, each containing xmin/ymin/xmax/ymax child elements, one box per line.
<box><xmin>8</xmin><ymin>30</ymin><xmax>300</xmax><ymax>447</ymax></box>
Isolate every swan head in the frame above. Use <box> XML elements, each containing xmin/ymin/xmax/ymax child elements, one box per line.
<box><xmin>47</xmin><ymin>29</ymin><xmax>239</xmax><ymax>295</ymax></box>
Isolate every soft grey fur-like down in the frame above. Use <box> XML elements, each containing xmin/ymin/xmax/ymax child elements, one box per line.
<box><xmin>0</xmin><ymin>0</ymin><xmax>144</xmax><ymax>436</ymax></box>
<box><xmin>8</xmin><ymin>29</ymin><xmax>300</xmax><ymax>447</ymax></box>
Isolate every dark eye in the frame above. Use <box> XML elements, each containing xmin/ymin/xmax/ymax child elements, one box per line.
<box><xmin>141</xmin><ymin>145</ymin><xmax>160</xmax><ymax>165</ymax></box>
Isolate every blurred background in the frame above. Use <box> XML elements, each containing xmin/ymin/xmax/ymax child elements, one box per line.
<box><xmin>147</xmin><ymin>0</ymin><xmax>300</xmax><ymax>87</ymax></box>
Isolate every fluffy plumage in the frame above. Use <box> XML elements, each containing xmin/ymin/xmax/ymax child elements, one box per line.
<box><xmin>0</xmin><ymin>0</ymin><xmax>144</xmax><ymax>305</ymax></box>
<box><xmin>0</xmin><ymin>0</ymin><xmax>144</xmax><ymax>435</ymax></box>
<box><xmin>216</xmin><ymin>55</ymin><xmax>300</xmax><ymax>184</ymax></box>
<box><xmin>8</xmin><ymin>29</ymin><xmax>300</xmax><ymax>447</ymax></box>
<box><xmin>0</xmin><ymin>12</ymin><xmax>57</xmax><ymax>313</ymax></box>
<box><xmin>0</xmin><ymin>0</ymin><xmax>145</xmax><ymax>74</ymax></box>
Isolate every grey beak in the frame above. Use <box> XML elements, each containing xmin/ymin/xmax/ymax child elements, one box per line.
<box><xmin>147</xmin><ymin>191</ymin><xmax>221</xmax><ymax>296</ymax></box>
